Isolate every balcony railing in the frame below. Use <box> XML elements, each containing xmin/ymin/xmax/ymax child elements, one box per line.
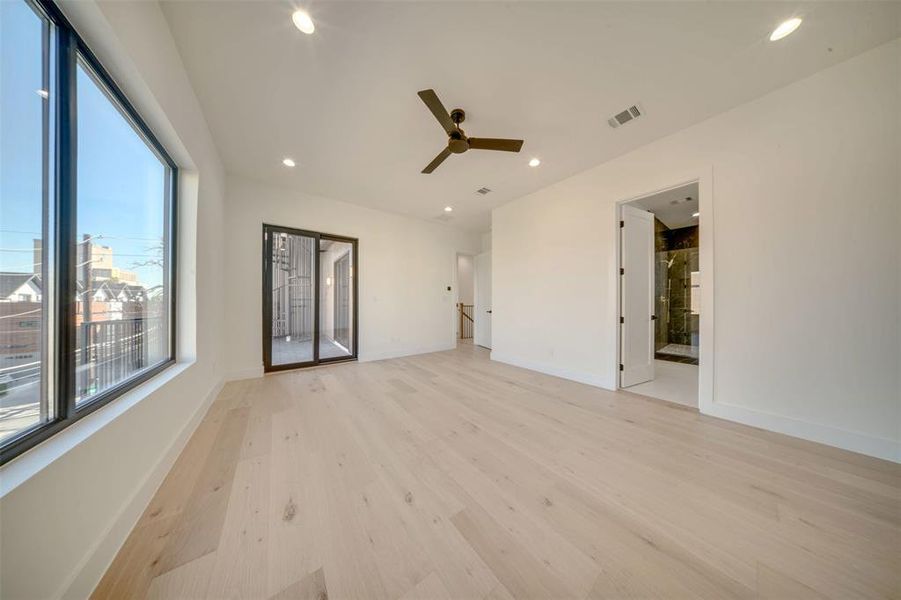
<box><xmin>76</xmin><ymin>317</ymin><xmax>166</xmax><ymax>400</ymax></box>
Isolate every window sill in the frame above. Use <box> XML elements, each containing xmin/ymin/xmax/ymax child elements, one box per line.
<box><xmin>0</xmin><ymin>359</ymin><xmax>194</xmax><ymax>498</ymax></box>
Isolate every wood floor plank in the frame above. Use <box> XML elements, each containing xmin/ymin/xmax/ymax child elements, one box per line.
<box><xmin>755</xmin><ymin>562</ymin><xmax>828</xmax><ymax>600</ymax></box>
<box><xmin>266</xmin><ymin>407</ymin><xmax>327</xmax><ymax>597</ymax></box>
<box><xmin>296</xmin><ymin>375</ymin><xmax>397</xmax><ymax>600</ymax></box>
<box><xmin>389</xmin><ymin>388</ymin><xmax>601</xmax><ymax>598</ymax></box>
<box><xmin>92</xmin><ymin>384</ymin><xmax>249</xmax><ymax>600</ymax></box>
<box><xmin>268</xmin><ymin>567</ymin><xmax>328</xmax><ymax>600</ymax></box>
<box><xmin>408</xmin><ymin>351</ymin><xmax>898</xmax><ymax>596</ymax></box>
<box><xmin>483</xmin><ymin>583</ymin><xmax>516</xmax><ymax>600</ymax></box>
<box><xmin>95</xmin><ymin>344</ymin><xmax>901</xmax><ymax>599</ymax></box>
<box><xmin>146</xmin><ymin>552</ymin><xmax>217</xmax><ymax>600</ymax></box>
<box><xmin>431</xmin><ymin>412</ymin><xmax>752</xmax><ymax>598</ymax></box>
<box><xmin>325</xmin><ymin>373</ymin><xmax>502</xmax><ymax>598</ymax></box>
<box><xmin>153</xmin><ymin>405</ymin><xmax>250</xmax><ymax>577</ymax></box>
<box><xmin>91</xmin><ymin>514</ymin><xmax>180</xmax><ymax>600</ymax></box>
<box><xmin>398</xmin><ymin>572</ymin><xmax>454</xmax><ymax>600</ymax></box>
<box><xmin>205</xmin><ymin>455</ymin><xmax>270</xmax><ymax>599</ymax></box>
<box><xmin>450</xmin><ymin>506</ymin><xmax>575</xmax><ymax>599</ymax></box>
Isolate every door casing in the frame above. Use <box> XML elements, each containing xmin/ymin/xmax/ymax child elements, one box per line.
<box><xmin>333</xmin><ymin>251</ymin><xmax>351</xmax><ymax>350</ymax></box>
<box><xmin>613</xmin><ymin>170</ymin><xmax>712</xmax><ymax>415</ymax></box>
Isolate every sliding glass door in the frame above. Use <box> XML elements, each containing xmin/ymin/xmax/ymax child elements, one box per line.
<box><xmin>318</xmin><ymin>238</ymin><xmax>355</xmax><ymax>360</ymax></box>
<box><xmin>265</xmin><ymin>228</ymin><xmax>316</xmax><ymax>368</ymax></box>
<box><xmin>262</xmin><ymin>225</ymin><xmax>357</xmax><ymax>371</ymax></box>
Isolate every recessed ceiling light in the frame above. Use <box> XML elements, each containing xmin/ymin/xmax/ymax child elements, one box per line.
<box><xmin>528</xmin><ymin>158</ymin><xmax>541</xmax><ymax>167</ymax></box>
<box><xmin>770</xmin><ymin>17</ymin><xmax>802</xmax><ymax>41</ymax></box>
<box><xmin>292</xmin><ymin>9</ymin><xmax>315</xmax><ymax>34</ymax></box>
<box><xmin>282</xmin><ymin>158</ymin><xmax>296</xmax><ymax>167</ymax></box>
<box><xmin>692</xmin><ymin>212</ymin><xmax>700</xmax><ymax>218</ymax></box>
<box><xmin>444</xmin><ymin>206</ymin><xmax>453</xmax><ymax>212</ymax></box>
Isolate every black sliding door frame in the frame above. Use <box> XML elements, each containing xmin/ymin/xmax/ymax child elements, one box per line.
<box><xmin>317</xmin><ymin>233</ymin><xmax>359</xmax><ymax>366</ymax></box>
<box><xmin>262</xmin><ymin>224</ymin><xmax>318</xmax><ymax>372</ymax></box>
<box><xmin>262</xmin><ymin>224</ymin><xmax>358</xmax><ymax>373</ymax></box>
<box><xmin>332</xmin><ymin>251</ymin><xmax>351</xmax><ymax>351</ymax></box>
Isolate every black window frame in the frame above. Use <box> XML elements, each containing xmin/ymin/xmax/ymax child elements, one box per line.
<box><xmin>0</xmin><ymin>0</ymin><xmax>178</xmax><ymax>465</ymax></box>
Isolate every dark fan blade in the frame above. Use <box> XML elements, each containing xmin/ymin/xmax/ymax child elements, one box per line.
<box><xmin>418</xmin><ymin>89</ymin><xmax>456</xmax><ymax>135</ymax></box>
<box><xmin>422</xmin><ymin>146</ymin><xmax>452</xmax><ymax>174</ymax></box>
<box><xmin>468</xmin><ymin>138</ymin><xmax>524</xmax><ymax>152</ymax></box>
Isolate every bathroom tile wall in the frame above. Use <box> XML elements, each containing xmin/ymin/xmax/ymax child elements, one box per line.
<box><xmin>654</xmin><ymin>219</ymin><xmax>699</xmax><ymax>350</ymax></box>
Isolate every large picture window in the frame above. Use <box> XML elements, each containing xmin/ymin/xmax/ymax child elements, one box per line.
<box><xmin>0</xmin><ymin>0</ymin><xmax>176</xmax><ymax>464</ymax></box>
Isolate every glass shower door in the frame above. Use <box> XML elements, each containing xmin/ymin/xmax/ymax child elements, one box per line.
<box><xmin>654</xmin><ymin>246</ymin><xmax>699</xmax><ymax>363</ymax></box>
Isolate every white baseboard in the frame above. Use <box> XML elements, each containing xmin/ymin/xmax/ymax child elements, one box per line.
<box><xmin>703</xmin><ymin>400</ymin><xmax>900</xmax><ymax>464</ymax></box>
<box><xmin>491</xmin><ymin>353</ymin><xmax>898</xmax><ymax>464</ymax></box>
<box><xmin>360</xmin><ymin>343</ymin><xmax>457</xmax><ymax>363</ymax></box>
<box><xmin>225</xmin><ymin>344</ymin><xmax>460</xmax><ymax>378</ymax></box>
<box><xmin>490</xmin><ymin>352</ymin><xmax>615</xmax><ymax>390</ymax></box>
<box><xmin>62</xmin><ymin>377</ymin><xmax>225</xmax><ymax>599</ymax></box>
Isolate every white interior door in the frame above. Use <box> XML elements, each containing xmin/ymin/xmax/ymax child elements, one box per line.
<box><xmin>474</xmin><ymin>251</ymin><xmax>492</xmax><ymax>349</ymax></box>
<box><xmin>620</xmin><ymin>205</ymin><xmax>655</xmax><ymax>387</ymax></box>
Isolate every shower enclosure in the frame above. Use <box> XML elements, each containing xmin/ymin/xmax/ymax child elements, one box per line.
<box><xmin>654</xmin><ymin>236</ymin><xmax>699</xmax><ymax>364</ymax></box>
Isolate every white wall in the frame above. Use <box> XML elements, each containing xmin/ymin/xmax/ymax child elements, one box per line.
<box><xmin>457</xmin><ymin>255</ymin><xmax>475</xmax><ymax>305</ymax></box>
<box><xmin>0</xmin><ymin>1</ymin><xmax>228</xmax><ymax>598</ymax></box>
<box><xmin>481</xmin><ymin>230</ymin><xmax>492</xmax><ymax>252</ymax></box>
<box><xmin>225</xmin><ymin>175</ymin><xmax>481</xmax><ymax>377</ymax></box>
<box><xmin>492</xmin><ymin>40</ymin><xmax>900</xmax><ymax>462</ymax></box>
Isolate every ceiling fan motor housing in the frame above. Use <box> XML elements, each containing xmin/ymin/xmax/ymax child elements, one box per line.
<box><xmin>449</xmin><ymin>131</ymin><xmax>469</xmax><ymax>154</ymax></box>
<box><xmin>449</xmin><ymin>109</ymin><xmax>468</xmax><ymax>153</ymax></box>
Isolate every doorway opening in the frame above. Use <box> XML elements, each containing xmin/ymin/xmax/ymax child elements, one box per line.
<box><xmin>473</xmin><ymin>250</ymin><xmax>492</xmax><ymax>349</ymax></box>
<box><xmin>618</xmin><ymin>182</ymin><xmax>699</xmax><ymax>408</ymax></box>
<box><xmin>456</xmin><ymin>254</ymin><xmax>475</xmax><ymax>343</ymax></box>
<box><xmin>262</xmin><ymin>224</ymin><xmax>358</xmax><ymax>372</ymax></box>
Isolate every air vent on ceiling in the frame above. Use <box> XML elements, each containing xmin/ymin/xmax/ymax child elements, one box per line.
<box><xmin>607</xmin><ymin>104</ymin><xmax>643</xmax><ymax>129</ymax></box>
<box><xmin>476</xmin><ymin>187</ymin><xmax>492</xmax><ymax>195</ymax></box>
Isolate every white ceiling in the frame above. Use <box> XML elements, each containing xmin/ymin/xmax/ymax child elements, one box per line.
<box><xmin>160</xmin><ymin>1</ymin><xmax>900</xmax><ymax>232</ymax></box>
<box><xmin>630</xmin><ymin>182</ymin><xmax>699</xmax><ymax>230</ymax></box>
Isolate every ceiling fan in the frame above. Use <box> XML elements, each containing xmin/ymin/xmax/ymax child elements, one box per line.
<box><xmin>417</xmin><ymin>89</ymin><xmax>524</xmax><ymax>174</ymax></box>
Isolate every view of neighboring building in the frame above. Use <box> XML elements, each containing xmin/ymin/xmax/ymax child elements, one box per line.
<box><xmin>0</xmin><ymin>273</ymin><xmax>43</xmax><ymax>377</ymax></box>
<box><xmin>0</xmin><ymin>240</ymin><xmax>163</xmax><ymax>442</ymax></box>
<box><xmin>32</xmin><ymin>238</ymin><xmax>140</xmax><ymax>285</ymax></box>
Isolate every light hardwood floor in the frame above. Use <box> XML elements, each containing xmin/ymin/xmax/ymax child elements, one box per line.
<box><xmin>93</xmin><ymin>344</ymin><xmax>901</xmax><ymax>599</ymax></box>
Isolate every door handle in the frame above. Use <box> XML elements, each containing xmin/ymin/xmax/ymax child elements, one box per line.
<box><xmin>651</xmin><ymin>315</ymin><xmax>658</xmax><ymax>320</ymax></box>
<box><xmin>487</xmin><ymin>310</ymin><xmax>493</xmax><ymax>314</ymax></box>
